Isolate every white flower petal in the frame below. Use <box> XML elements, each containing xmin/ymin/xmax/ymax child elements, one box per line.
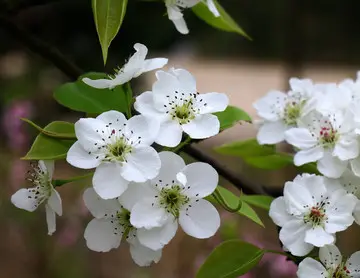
<box><xmin>334</xmin><ymin>136</ymin><xmax>359</xmax><ymax>161</ymax></box>
<box><xmin>284</xmin><ymin>128</ymin><xmax>318</xmax><ymax>149</ymax></box>
<box><xmin>66</xmin><ymin>141</ymin><xmax>102</xmax><ymax>169</ymax></box>
<box><xmin>257</xmin><ymin>121</ymin><xmax>287</xmax><ymax>144</ymax></box>
<box><xmin>11</xmin><ymin>188</ymin><xmax>39</xmax><ymax>212</ymax></box>
<box><xmin>47</xmin><ymin>189</ymin><xmax>62</xmax><ymax>216</ymax></box>
<box><xmin>170</xmin><ymin>68</ymin><xmax>197</xmax><ymax>92</ymax></box>
<box><xmin>39</xmin><ymin>160</ymin><xmax>54</xmax><ymax>179</ymax></box>
<box><xmin>124</xmin><ymin>43</ymin><xmax>148</xmax><ymax>77</ymax></box>
<box><xmin>74</xmin><ymin>118</ymin><xmax>105</xmax><ymax>148</ymax></box>
<box><xmin>84</xmin><ymin>218</ymin><xmax>122</xmax><ymax>252</ymax></box>
<box><xmin>319</xmin><ymin>245</ymin><xmax>342</xmax><ymax>268</ymax></box>
<box><xmin>142</xmin><ymin>58</ymin><xmax>168</xmax><ymax>73</ymax></box>
<box><xmin>179</xmin><ymin>199</ymin><xmax>220</xmax><ymax>239</ymax></box>
<box><xmin>137</xmin><ymin>219</ymin><xmax>178</xmax><ymax>250</ymax></box>
<box><xmin>182</xmin><ymin>114</ymin><xmax>220</xmax><ymax>139</ymax></box>
<box><xmin>83</xmin><ymin>188</ymin><xmax>121</xmax><ymax>218</ymax></box>
<box><xmin>346</xmin><ymin>251</ymin><xmax>360</xmax><ymax>275</ymax></box>
<box><xmin>118</xmin><ymin>182</ymin><xmax>157</xmax><ymax>211</ymax></box>
<box><xmin>293</xmin><ymin>146</ymin><xmax>324</xmax><ymax>166</ymax></box>
<box><xmin>82</xmin><ymin>77</ymin><xmax>112</xmax><ymax>89</ymax></box>
<box><xmin>354</xmin><ymin>201</ymin><xmax>360</xmax><ymax>225</ymax></box>
<box><xmin>317</xmin><ymin>152</ymin><xmax>348</xmax><ymax>178</ymax></box>
<box><xmin>93</xmin><ymin>163</ymin><xmax>129</xmax><ymax>199</ymax></box>
<box><xmin>45</xmin><ymin>205</ymin><xmax>56</xmax><ymax>235</ymax></box>
<box><xmin>134</xmin><ymin>91</ymin><xmax>166</xmax><ymax>121</ymax></box>
<box><xmin>279</xmin><ymin>219</ymin><xmax>313</xmax><ymax>256</ymax></box>
<box><xmin>121</xmin><ymin>146</ymin><xmax>161</xmax><ymax>182</ymax></box>
<box><xmin>154</xmin><ymin>151</ymin><xmax>186</xmax><ymax>188</ymax></box>
<box><xmin>253</xmin><ymin>90</ymin><xmax>286</xmax><ymax>121</ymax></box>
<box><xmin>129</xmin><ymin>238</ymin><xmax>162</xmax><ymax>267</ymax></box>
<box><xmin>198</xmin><ymin>92</ymin><xmax>229</xmax><ymax>114</ymax></box>
<box><xmin>297</xmin><ymin>258</ymin><xmax>327</xmax><ymax>278</ymax></box>
<box><xmin>130</xmin><ymin>198</ymin><xmax>169</xmax><ymax>229</ymax></box>
<box><xmin>167</xmin><ymin>6</ymin><xmax>188</xmax><ymax>34</ymax></box>
<box><xmin>96</xmin><ymin>110</ymin><xmax>127</xmax><ymax>130</ymax></box>
<box><xmin>269</xmin><ymin>197</ymin><xmax>293</xmax><ymax>227</ymax></box>
<box><xmin>350</xmin><ymin>157</ymin><xmax>360</xmax><ymax>177</ymax></box>
<box><xmin>305</xmin><ymin>226</ymin><xmax>334</xmax><ymax>247</ymax></box>
<box><xmin>155</xmin><ymin>120</ymin><xmax>183</xmax><ymax>147</ymax></box>
<box><xmin>125</xmin><ymin>115</ymin><xmax>159</xmax><ymax>145</ymax></box>
<box><xmin>181</xmin><ymin>162</ymin><xmax>218</xmax><ymax>198</ymax></box>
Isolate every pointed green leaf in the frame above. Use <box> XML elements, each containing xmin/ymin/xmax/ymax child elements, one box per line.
<box><xmin>54</xmin><ymin>72</ymin><xmax>128</xmax><ymax>114</ymax></box>
<box><xmin>23</xmin><ymin>121</ymin><xmax>75</xmax><ymax>160</ymax></box>
<box><xmin>240</xmin><ymin>195</ymin><xmax>274</xmax><ymax>211</ymax></box>
<box><xmin>92</xmin><ymin>0</ymin><xmax>128</xmax><ymax>64</ymax></box>
<box><xmin>192</xmin><ymin>0</ymin><xmax>250</xmax><ymax>39</ymax></box>
<box><xmin>215</xmin><ymin>106</ymin><xmax>252</xmax><ymax>131</ymax></box>
<box><xmin>215</xmin><ymin>139</ymin><xmax>275</xmax><ymax>157</ymax></box>
<box><xmin>196</xmin><ymin>240</ymin><xmax>264</xmax><ymax>278</ymax></box>
<box><xmin>238</xmin><ymin>201</ymin><xmax>264</xmax><ymax>227</ymax></box>
<box><xmin>244</xmin><ymin>154</ymin><xmax>293</xmax><ymax>170</ymax></box>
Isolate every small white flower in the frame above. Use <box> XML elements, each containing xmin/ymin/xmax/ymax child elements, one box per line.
<box><xmin>134</xmin><ymin>68</ymin><xmax>229</xmax><ymax>147</ymax></box>
<box><xmin>83</xmin><ymin>188</ymin><xmax>176</xmax><ymax>266</ymax></box>
<box><xmin>82</xmin><ymin>43</ymin><xmax>168</xmax><ymax>89</ymax></box>
<box><xmin>269</xmin><ymin>174</ymin><xmax>357</xmax><ymax>257</ymax></box>
<box><xmin>253</xmin><ymin>78</ymin><xmax>316</xmax><ymax>145</ymax></box>
<box><xmin>297</xmin><ymin>245</ymin><xmax>360</xmax><ymax>278</ymax></box>
<box><xmin>66</xmin><ymin>111</ymin><xmax>161</xmax><ymax>199</ymax></box>
<box><xmin>11</xmin><ymin>160</ymin><xmax>62</xmax><ymax>235</ymax></box>
<box><xmin>285</xmin><ymin>110</ymin><xmax>359</xmax><ymax>178</ymax></box>
<box><xmin>129</xmin><ymin>151</ymin><xmax>220</xmax><ymax>239</ymax></box>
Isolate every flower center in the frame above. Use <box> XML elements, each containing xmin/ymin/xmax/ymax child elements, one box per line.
<box><xmin>283</xmin><ymin>100</ymin><xmax>304</xmax><ymax>126</ymax></box>
<box><xmin>106</xmin><ymin>136</ymin><xmax>132</xmax><ymax>162</ymax></box>
<box><xmin>117</xmin><ymin>209</ymin><xmax>133</xmax><ymax>231</ymax></box>
<box><xmin>330</xmin><ymin>263</ymin><xmax>351</xmax><ymax>278</ymax></box>
<box><xmin>159</xmin><ymin>185</ymin><xmax>190</xmax><ymax>218</ymax></box>
<box><xmin>319</xmin><ymin>125</ymin><xmax>338</xmax><ymax>147</ymax></box>
<box><xmin>304</xmin><ymin>206</ymin><xmax>327</xmax><ymax>227</ymax></box>
<box><xmin>26</xmin><ymin>162</ymin><xmax>53</xmax><ymax>203</ymax></box>
<box><xmin>171</xmin><ymin>100</ymin><xmax>196</xmax><ymax>124</ymax></box>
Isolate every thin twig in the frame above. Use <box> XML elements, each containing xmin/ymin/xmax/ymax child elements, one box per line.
<box><xmin>0</xmin><ymin>15</ymin><xmax>268</xmax><ymax>195</ymax></box>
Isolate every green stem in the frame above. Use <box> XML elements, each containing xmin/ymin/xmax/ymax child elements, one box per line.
<box><xmin>125</xmin><ymin>82</ymin><xmax>133</xmax><ymax>119</ymax></box>
<box><xmin>53</xmin><ymin>172</ymin><xmax>93</xmax><ymax>187</ymax></box>
<box><xmin>164</xmin><ymin>137</ymin><xmax>192</xmax><ymax>153</ymax></box>
<box><xmin>212</xmin><ymin>188</ymin><xmax>242</xmax><ymax>213</ymax></box>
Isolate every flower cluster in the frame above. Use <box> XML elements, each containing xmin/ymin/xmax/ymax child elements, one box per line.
<box><xmin>11</xmin><ymin>43</ymin><xmax>229</xmax><ymax>266</ymax></box>
<box><xmin>256</xmin><ymin>73</ymin><xmax>360</xmax><ymax>277</ymax></box>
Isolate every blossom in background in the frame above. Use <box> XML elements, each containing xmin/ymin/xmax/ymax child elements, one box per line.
<box><xmin>165</xmin><ymin>0</ymin><xmax>219</xmax><ymax>34</ymax></box>
<box><xmin>269</xmin><ymin>174</ymin><xmax>357</xmax><ymax>256</ymax></box>
<box><xmin>135</xmin><ymin>68</ymin><xmax>228</xmax><ymax>147</ymax></box>
<box><xmin>129</xmin><ymin>151</ymin><xmax>220</xmax><ymax>239</ymax></box>
<box><xmin>83</xmin><ymin>188</ymin><xmax>177</xmax><ymax>266</ymax></box>
<box><xmin>11</xmin><ymin>160</ymin><xmax>62</xmax><ymax>235</ymax></box>
<box><xmin>82</xmin><ymin>43</ymin><xmax>168</xmax><ymax>89</ymax></box>
<box><xmin>66</xmin><ymin>110</ymin><xmax>161</xmax><ymax>200</ymax></box>
<box><xmin>297</xmin><ymin>245</ymin><xmax>360</xmax><ymax>278</ymax></box>
<box><xmin>285</xmin><ymin>110</ymin><xmax>359</xmax><ymax>178</ymax></box>
<box><xmin>253</xmin><ymin>78</ymin><xmax>316</xmax><ymax>145</ymax></box>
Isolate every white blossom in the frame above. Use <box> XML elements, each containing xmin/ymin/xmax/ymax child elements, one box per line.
<box><xmin>82</xmin><ymin>43</ymin><xmax>168</xmax><ymax>89</ymax></box>
<box><xmin>66</xmin><ymin>111</ymin><xmax>161</xmax><ymax>200</ymax></box>
<box><xmin>134</xmin><ymin>68</ymin><xmax>229</xmax><ymax>147</ymax></box>
<box><xmin>129</xmin><ymin>151</ymin><xmax>220</xmax><ymax>239</ymax></box>
<box><xmin>297</xmin><ymin>245</ymin><xmax>360</xmax><ymax>278</ymax></box>
<box><xmin>11</xmin><ymin>160</ymin><xmax>62</xmax><ymax>235</ymax></box>
<box><xmin>253</xmin><ymin>78</ymin><xmax>316</xmax><ymax>145</ymax></box>
<box><xmin>269</xmin><ymin>174</ymin><xmax>357</xmax><ymax>257</ymax></box>
<box><xmin>285</xmin><ymin>110</ymin><xmax>359</xmax><ymax>178</ymax></box>
<box><xmin>83</xmin><ymin>188</ymin><xmax>177</xmax><ymax>266</ymax></box>
<box><xmin>165</xmin><ymin>0</ymin><xmax>219</xmax><ymax>34</ymax></box>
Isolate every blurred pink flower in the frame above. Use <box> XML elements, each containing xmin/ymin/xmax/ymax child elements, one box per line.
<box><xmin>9</xmin><ymin>159</ymin><xmax>28</xmax><ymax>190</ymax></box>
<box><xmin>56</xmin><ymin>220</ymin><xmax>81</xmax><ymax>247</ymax></box>
<box><xmin>268</xmin><ymin>254</ymin><xmax>297</xmax><ymax>277</ymax></box>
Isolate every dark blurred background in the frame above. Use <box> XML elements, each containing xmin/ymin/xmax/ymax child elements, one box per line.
<box><xmin>0</xmin><ymin>1</ymin><xmax>360</xmax><ymax>277</ymax></box>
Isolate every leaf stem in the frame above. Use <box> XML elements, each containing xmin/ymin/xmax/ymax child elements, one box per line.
<box><xmin>212</xmin><ymin>188</ymin><xmax>242</xmax><ymax>212</ymax></box>
<box><xmin>124</xmin><ymin>82</ymin><xmax>133</xmax><ymax>119</ymax></box>
<box><xmin>53</xmin><ymin>172</ymin><xmax>94</xmax><ymax>187</ymax></box>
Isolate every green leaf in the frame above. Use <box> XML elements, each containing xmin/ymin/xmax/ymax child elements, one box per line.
<box><xmin>240</xmin><ymin>195</ymin><xmax>274</xmax><ymax>211</ymax></box>
<box><xmin>215</xmin><ymin>139</ymin><xmax>275</xmax><ymax>157</ymax></box>
<box><xmin>54</xmin><ymin>72</ymin><xmax>128</xmax><ymax>114</ymax></box>
<box><xmin>196</xmin><ymin>240</ymin><xmax>264</xmax><ymax>278</ymax></box>
<box><xmin>214</xmin><ymin>106</ymin><xmax>252</xmax><ymax>131</ymax></box>
<box><xmin>207</xmin><ymin>186</ymin><xmax>264</xmax><ymax>227</ymax></box>
<box><xmin>23</xmin><ymin>121</ymin><xmax>75</xmax><ymax>160</ymax></box>
<box><xmin>192</xmin><ymin>0</ymin><xmax>250</xmax><ymax>39</ymax></box>
<box><xmin>92</xmin><ymin>0</ymin><xmax>128</xmax><ymax>64</ymax></box>
<box><xmin>244</xmin><ymin>154</ymin><xmax>293</xmax><ymax>170</ymax></box>
<box><xmin>238</xmin><ymin>201</ymin><xmax>264</xmax><ymax>227</ymax></box>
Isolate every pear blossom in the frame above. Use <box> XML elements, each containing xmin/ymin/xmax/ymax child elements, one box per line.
<box><xmin>269</xmin><ymin>174</ymin><xmax>357</xmax><ymax>257</ymax></box>
<box><xmin>83</xmin><ymin>188</ymin><xmax>177</xmax><ymax>266</ymax></box>
<box><xmin>11</xmin><ymin>160</ymin><xmax>62</xmax><ymax>235</ymax></box>
<box><xmin>285</xmin><ymin>110</ymin><xmax>359</xmax><ymax>178</ymax></box>
<box><xmin>129</xmin><ymin>151</ymin><xmax>220</xmax><ymax>239</ymax></box>
<box><xmin>66</xmin><ymin>110</ymin><xmax>161</xmax><ymax>200</ymax></box>
<box><xmin>297</xmin><ymin>245</ymin><xmax>360</xmax><ymax>278</ymax></box>
<box><xmin>134</xmin><ymin>68</ymin><xmax>229</xmax><ymax>147</ymax></box>
<box><xmin>165</xmin><ymin>0</ymin><xmax>219</xmax><ymax>34</ymax></box>
<box><xmin>82</xmin><ymin>43</ymin><xmax>168</xmax><ymax>89</ymax></box>
<box><xmin>253</xmin><ymin>78</ymin><xmax>316</xmax><ymax>145</ymax></box>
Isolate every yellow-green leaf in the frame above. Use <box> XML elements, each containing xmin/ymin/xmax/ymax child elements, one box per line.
<box><xmin>92</xmin><ymin>0</ymin><xmax>128</xmax><ymax>64</ymax></box>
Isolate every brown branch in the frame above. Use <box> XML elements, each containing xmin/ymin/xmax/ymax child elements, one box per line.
<box><xmin>0</xmin><ymin>15</ymin><xmax>268</xmax><ymax>196</ymax></box>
